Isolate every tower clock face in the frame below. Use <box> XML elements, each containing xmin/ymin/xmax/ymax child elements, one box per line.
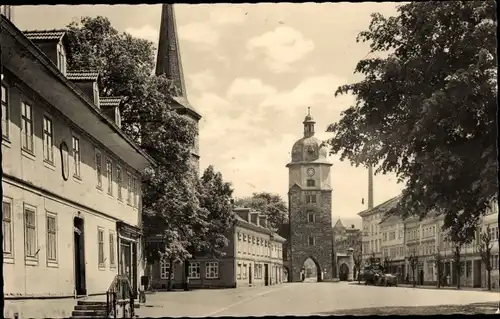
<box><xmin>306</xmin><ymin>168</ymin><xmax>315</xmax><ymax>177</ymax></box>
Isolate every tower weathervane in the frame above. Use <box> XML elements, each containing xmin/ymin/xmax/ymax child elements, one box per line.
<box><xmin>308</xmin><ymin>107</ymin><xmax>311</xmax><ymax>116</ymax></box>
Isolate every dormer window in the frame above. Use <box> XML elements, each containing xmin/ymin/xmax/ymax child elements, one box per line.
<box><xmin>115</xmin><ymin>107</ymin><xmax>122</xmax><ymax>128</ymax></box>
<box><xmin>0</xmin><ymin>5</ymin><xmax>12</xmax><ymax>21</ymax></box>
<box><xmin>93</xmin><ymin>82</ymin><xmax>100</xmax><ymax>108</ymax></box>
<box><xmin>56</xmin><ymin>42</ymin><xmax>67</xmax><ymax>75</ymax></box>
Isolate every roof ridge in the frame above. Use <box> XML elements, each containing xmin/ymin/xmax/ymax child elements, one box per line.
<box><xmin>23</xmin><ymin>28</ymin><xmax>66</xmax><ymax>33</ymax></box>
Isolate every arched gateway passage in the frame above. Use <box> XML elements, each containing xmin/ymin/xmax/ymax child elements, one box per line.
<box><xmin>301</xmin><ymin>257</ymin><xmax>322</xmax><ymax>282</ymax></box>
<box><xmin>283</xmin><ymin>266</ymin><xmax>291</xmax><ymax>282</ymax></box>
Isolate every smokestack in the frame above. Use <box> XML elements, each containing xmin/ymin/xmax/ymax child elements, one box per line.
<box><xmin>368</xmin><ymin>164</ymin><xmax>374</xmax><ymax>209</ymax></box>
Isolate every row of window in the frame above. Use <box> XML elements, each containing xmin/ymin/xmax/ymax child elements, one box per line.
<box><xmin>2</xmin><ymin>84</ymin><xmax>140</xmax><ymax>207</ymax></box>
<box><xmin>366</xmin><ymin>239</ymin><xmax>382</xmax><ymax>254</ymax></box>
<box><xmin>382</xmin><ymin>246</ymin><xmax>405</xmax><ymax>259</ymax></box>
<box><xmin>97</xmin><ymin>227</ymin><xmax>117</xmax><ymax>269</ymax></box>
<box><xmin>236</xmin><ymin>233</ymin><xmax>282</xmax><ymax>258</ymax></box>
<box><xmin>2</xmin><ymin>197</ymin><xmax>118</xmax><ymax>269</ymax></box>
<box><xmin>236</xmin><ymin>263</ymin><xmax>265</xmax><ymax>280</ymax></box>
<box><xmin>94</xmin><ymin>148</ymin><xmax>139</xmax><ymax>208</ymax></box>
<box><xmin>383</xmin><ymin>231</ymin><xmax>397</xmax><ymax>241</ymax></box>
<box><xmin>2</xmin><ymin>198</ymin><xmax>57</xmax><ymax>264</ymax></box>
<box><xmin>159</xmin><ymin>260</ymin><xmax>219</xmax><ymax>280</ymax></box>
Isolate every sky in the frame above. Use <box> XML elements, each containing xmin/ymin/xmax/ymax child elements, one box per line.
<box><xmin>13</xmin><ymin>3</ymin><xmax>405</xmax><ymax>225</ymax></box>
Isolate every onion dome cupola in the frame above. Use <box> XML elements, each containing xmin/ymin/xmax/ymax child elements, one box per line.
<box><xmin>290</xmin><ymin>108</ymin><xmax>329</xmax><ymax>163</ymax></box>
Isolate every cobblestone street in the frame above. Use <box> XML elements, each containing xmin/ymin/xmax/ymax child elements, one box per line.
<box><xmin>136</xmin><ymin>282</ymin><xmax>499</xmax><ymax>317</ymax></box>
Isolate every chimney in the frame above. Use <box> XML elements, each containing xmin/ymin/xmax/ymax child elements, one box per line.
<box><xmin>259</xmin><ymin>215</ymin><xmax>268</xmax><ymax>228</ymax></box>
<box><xmin>250</xmin><ymin>212</ymin><xmax>260</xmax><ymax>226</ymax></box>
<box><xmin>368</xmin><ymin>164</ymin><xmax>374</xmax><ymax>209</ymax></box>
<box><xmin>351</xmin><ymin>224</ymin><xmax>355</xmax><ymax>229</ymax></box>
<box><xmin>234</xmin><ymin>207</ymin><xmax>251</xmax><ymax>222</ymax></box>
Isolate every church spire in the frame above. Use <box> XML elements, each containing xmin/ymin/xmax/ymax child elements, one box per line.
<box><xmin>303</xmin><ymin>107</ymin><xmax>315</xmax><ymax>138</ymax></box>
<box><xmin>156</xmin><ymin>4</ymin><xmax>201</xmax><ymax>119</ymax></box>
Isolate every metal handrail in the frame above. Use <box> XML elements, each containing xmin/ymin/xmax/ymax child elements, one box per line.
<box><xmin>106</xmin><ymin>275</ymin><xmax>135</xmax><ymax>318</ymax></box>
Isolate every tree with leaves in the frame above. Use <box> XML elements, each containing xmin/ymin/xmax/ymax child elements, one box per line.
<box><xmin>327</xmin><ymin>1</ymin><xmax>497</xmax><ymax>236</ymax></box>
<box><xmin>234</xmin><ymin>192</ymin><xmax>288</xmax><ymax>231</ymax></box>
<box><xmin>408</xmin><ymin>251</ymin><xmax>419</xmax><ymax>287</ymax></box>
<box><xmin>197</xmin><ymin>165</ymin><xmax>236</xmax><ymax>255</ymax></box>
<box><xmin>65</xmin><ymin>16</ymin><xmax>203</xmax><ymax>277</ymax></box>
<box><xmin>445</xmin><ymin>212</ymin><xmax>476</xmax><ymax>290</ymax></box>
<box><xmin>478</xmin><ymin>224</ymin><xmax>493</xmax><ymax>290</ymax></box>
<box><xmin>353</xmin><ymin>251</ymin><xmax>363</xmax><ymax>283</ymax></box>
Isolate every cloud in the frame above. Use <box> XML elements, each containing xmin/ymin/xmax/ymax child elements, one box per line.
<box><xmin>208</xmin><ymin>5</ymin><xmax>247</xmax><ymax>25</ymax></box>
<box><xmin>260</xmin><ymin>74</ymin><xmax>354</xmax><ymax>112</ymax></box>
<box><xmin>178</xmin><ymin>6</ymin><xmax>247</xmax><ymax>48</ymax></box>
<box><xmin>226</xmin><ymin>78</ymin><xmax>277</xmax><ymax>99</ymax></box>
<box><xmin>188</xmin><ymin>69</ymin><xmax>217</xmax><ymax>92</ymax></box>
<box><xmin>192</xmin><ymin>92</ymin><xmax>266</xmax><ymax>142</ymax></box>
<box><xmin>246</xmin><ymin>26</ymin><xmax>315</xmax><ymax>73</ymax></box>
<box><xmin>178</xmin><ymin>22</ymin><xmax>220</xmax><ymax>47</ymax></box>
<box><xmin>125</xmin><ymin>25</ymin><xmax>159</xmax><ymax>44</ymax></box>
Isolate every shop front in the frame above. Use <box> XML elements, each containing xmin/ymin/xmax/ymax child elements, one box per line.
<box><xmin>117</xmin><ymin>222</ymin><xmax>142</xmax><ymax>296</ymax></box>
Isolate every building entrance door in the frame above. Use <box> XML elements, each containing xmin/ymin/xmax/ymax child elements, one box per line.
<box><xmin>120</xmin><ymin>242</ymin><xmax>132</xmax><ymax>286</ymax></box>
<box><xmin>264</xmin><ymin>264</ymin><xmax>269</xmax><ymax>286</ymax></box>
<box><xmin>249</xmin><ymin>265</ymin><xmax>253</xmax><ymax>285</ymax></box>
<box><xmin>73</xmin><ymin>217</ymin><xmax>86</xmax><ymax>296</ymax></box>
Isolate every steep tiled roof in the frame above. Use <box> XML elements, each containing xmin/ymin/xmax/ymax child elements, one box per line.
<box><xmin>100</xmin><ymin>97</ymin><xmax>122</xmax><ymax>107</ymax></box>
<box><xmin>66</xmin><ymin>71</ymin><xmax>99</xmax><ymax>81</ymax></box>
<box><xmin>358</xmin><ymin>194</ymin><xmax>403</xmax><ymax>217</ymax></box>
<box><xmin>333</xmin><ymin>218</ymin><xmax>345</xmax><ymax>229</ymax></box>
<box><xmin>23</xmin><ymin>29</ymin><xmax>65</xmax><ymax>42</ymax></box>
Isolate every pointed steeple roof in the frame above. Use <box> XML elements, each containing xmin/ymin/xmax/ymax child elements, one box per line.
<box><xmin>333</xmin><ymin>218</ymin><xmax>345</xmax><ymax>229</ymax></box>
<box><xmin>156</xmin><ymin>4</ymin><xmax>201</xmax><ymax>120</ymax></box>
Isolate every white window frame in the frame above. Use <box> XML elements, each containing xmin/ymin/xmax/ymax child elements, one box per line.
<box><xmin>237</xmin><ymin>263</ymin><xmax>242</xmax><ymax>279</ymax></box>
<box><xmin>1</xmin><ymin>83</ymin><xmax>9</xmax><ymax>140</ymax></box>
<box><xmin>205</xmin><ymin>261</ymin><xmax>219</xmax><ymax>279</ymax></box>
<box><xmin>109</xmin><ymin>231</ymin><xmax>116</xmax><ymax>268</ymax></box>
<box><xmin>97</xmin><ymin>227</ymin><xmax>105</xmax><ymax>268</ymax></box>
<box><xmin>106</xmin><ymin>158</ymin><xmax>113</xmax><ymax>195</ymax></box>
<box><xmin>160</xmin><ymin>259</ymin><xmax>173</xmax><ymax>280</ymax></box>
<box><xmin>72</xmin><ymin>135</ymin><xmax>81</xmax><ymax>178</ymax></box>
<box><xmin>188</xmin><ymin>261</ymin><xmax>200</xmax><ymax>279</ymax></box>
<box><xmin>127</xmin><ymin>172</ymin><xmax>132</xmax><ymax>205</ymax></box>
<box><xmin>116</xmin><ymin>165</ymin><xmax>123</xmax><ymax>201</ymax></box>
<box><xmin>95</xmin><ymin>148</ymin><xmax>103</xmax><ymax>189</ymax></box>
<box><xmin>2</xmin><ymin>197</ymin><xmax>14</xmax><ymax>261</ymax></box>
<box><xmin>93</xmin><ymin>82</ymin><xmax>100</xmax><ymax>108</ymax></box>
<box><xmin>46</xmin><ymin>212</ymin><xmax>58</xmax><ymax>265</ymax></box>
<box><xmin>243</xmin><ymin>263</ymin><xmax>247</xmax><ymax>279</ymax></box>
<box><xmin>132</xmin><ymin>176</ymin><xmax>138</xmax><ymax>208</ymax></box>
<box><xmin>21</xmin><ymin>101</ymin><xmax>34</xmax><ymax>153</ymax></box>
<box><xmin>24</xmin><ymin>203</ymin><xmax>38</xmax><ymax>263</ymax></box>
<box><xmin>43</xmin><ymin>114</ymin><xmax>54</xmax><ymax>164</ymax></box>
<box><xmin>56</xmin><ymin>42</ymin><xmax>67</xmax><ymax>75</ymax></box>
<box><xmin>306</xmin><ymin>194</ymin><xmax>317</xmax><ymax>204</ymax></box>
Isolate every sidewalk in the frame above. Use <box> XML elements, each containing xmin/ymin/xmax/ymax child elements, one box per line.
<box><xmin>349</xmin><ymin>281</ymin><xmax>499</xmax><ymax>293</ymax></box>
<box><xmin>396</xmin><ymin>283</ymin><xmax>500</xmax><ymax>293</ymax></box>
<box><xmin>4</xmin><ymin>298</ymin><xmax>76</xmax><ymax>319</ymax></box>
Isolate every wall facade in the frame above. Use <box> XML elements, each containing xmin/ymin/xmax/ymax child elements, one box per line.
<box><xmin>2</xmin><ymin>21</ymin><xmax>149</xmax><ymax>298</ymax></box>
